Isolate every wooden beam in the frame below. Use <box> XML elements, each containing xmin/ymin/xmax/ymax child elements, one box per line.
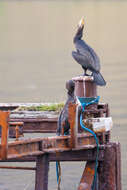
<box><xmin>10</xmin><ymin>118</ymin><xmax>57</xmax><ymax>133</ymax></box>
<box><xmin>0</xmin><ymin>133</ymin><xmax>97</xmax><ymax>160</ymax></box>
<box><xmin>0</xmin><ymin>132</ymin><xmax>110</xmax><ymax>160</ymax></box>
<box><xmin>0</xmin><ymin>148</ymin><xmax>104</xmax><ymax>162</ymax></box>
<box><xmin>78</xmin><ymin>161</ymin><xmax>96</xmax><ymax>190</ymax></box>
<box><xmin>0</xmin><ymin>165</ymin><xmax>36</xmax><ymax>170</ymax></box>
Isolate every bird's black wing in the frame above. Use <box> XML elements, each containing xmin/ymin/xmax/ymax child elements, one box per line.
<box><xmin>75</xmin><ymin>40</ymin><xmax>100</xmax><ymax>72</ymax></box>
<box><xmin>72</xmin><ymin>50</ymin><xmax>96</xmax><ymax>72</ymax></box>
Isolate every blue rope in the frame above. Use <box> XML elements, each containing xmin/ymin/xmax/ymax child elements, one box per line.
<box><xmin>56</xmin><ymin>161</ymin><xmax>59</xmax><ymax>184</ymax></box>
<box><xmin>79</xmin><ymin>96</ymin><xmax>100</xmax><ymax>190</ymax></box>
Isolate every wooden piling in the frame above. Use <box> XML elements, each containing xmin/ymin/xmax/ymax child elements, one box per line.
<box><xmin>73</xmin><ymin>76</ymin><xmax>97</xmax><ymax>98</ymax></box>
<box><xmin>115</xmin><ymin>143</ymin><xmax>122</xmax><ymax>190</ymax></box>
<box><xmin>98</xmin><ymin>143</ymin><xmax>121</xmax><ymax>190</ymax></box>
<box><xmin>35</xmin><ymin>154</ymin><xmax>49</xmax><ymax>190</ymax></box>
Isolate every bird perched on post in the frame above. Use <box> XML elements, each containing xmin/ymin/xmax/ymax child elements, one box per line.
<box><xmin>72</xmin><ymin>18</ymin><xmax>106</xmax><ymax>86</ymax></box>
<box><xmin>57</xmin><ymin>80</ymin><xmax>75</xmax><ymax>136</ymax></box>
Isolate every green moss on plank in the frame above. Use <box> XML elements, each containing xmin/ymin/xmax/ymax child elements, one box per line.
<box><xmin>17</xmin><ymin>103</ymin><xmax>64</xmax><ymax>112</ymax></box>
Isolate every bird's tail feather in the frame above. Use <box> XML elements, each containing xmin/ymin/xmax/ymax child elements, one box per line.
<box><xmin>93</xmin><ymin>72</ymin><xmax>106</xmax><ymax>86</ymax></box>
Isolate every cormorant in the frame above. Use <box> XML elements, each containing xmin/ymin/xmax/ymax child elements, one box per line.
<box><xmin>72</xmin><ymin>18</ymin><xmax>106</xmax><ymax>86</ymax></box>
<box><xmin>57</xmin><ymin>80</ymin><xmax>75</xmax><ymax>136</ymax></box>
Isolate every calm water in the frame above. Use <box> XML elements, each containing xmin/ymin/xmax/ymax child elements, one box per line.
<box><xmin>0</xmin><ymin>0</ymin><xmax>127</xmax><ymax>190</ymax></box>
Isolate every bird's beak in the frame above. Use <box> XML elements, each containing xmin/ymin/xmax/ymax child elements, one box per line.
<box><xmin>78</xmin><ymin>18</ymin><xmax>85</xmax><ymax>28</ymax></box>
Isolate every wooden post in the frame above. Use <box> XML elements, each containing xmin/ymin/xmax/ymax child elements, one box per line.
<box><xmin>0</xmin><ymin>111</ymin><xmax>9</xmax><ymax>160</ymax></box>
<box><xmin>98</xmin><ymin>143</ymin><xmax>121</xmax><ymax>190</ymax></box>
<box><xmin>73</xmin><ymin>76</ymin><xmax>97</xmax><ymax>98</ymax></box>
<box><xmin>72</xmin><ymin>76</ymin><xmax>98</xmax><ymax>134</ymax></box>
<box><xmin>35</xmin><ymin>154</ymin><xmax>49</xmax><ymax>190</ymax></box>
<box><xmin>115</xmin><ymin>143</ymin><xmax>122</xmax><ymax>190</ymax></box>
<box><xmin>68</xmin><ymin>103</ymin><xmax>78</xmax><ymax>148</ymax></box>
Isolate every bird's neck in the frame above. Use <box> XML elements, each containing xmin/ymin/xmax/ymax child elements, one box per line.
<box><xmin>74</xmin><ymin>27</ymin><xmax>84</xmax><ymax>43</ymax></box>
<box><xmin>67</xmin><ymin>92</ymin><xmax>75</xmax><ymax>99</ymax></box>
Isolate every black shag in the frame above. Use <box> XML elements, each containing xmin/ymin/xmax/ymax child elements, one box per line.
<box><xmin>72</xmin><ymin>18</ymin><xmax>106</xmax><ymax>86</ymax></box>
<box><xmin>57</xmin><ymin>80</ymin><xmax>75</xmax><ymax>136</ymax></box>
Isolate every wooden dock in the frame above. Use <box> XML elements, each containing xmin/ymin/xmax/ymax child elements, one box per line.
<box><xmin>0</xmin><ymin>76</ymin><xmax>122</xmax><ymax>190</ymax></box>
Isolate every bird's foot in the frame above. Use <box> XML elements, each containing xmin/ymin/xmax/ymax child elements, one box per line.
<box><xmin>83</xmin><ymin>73</ymin><xmax>90</xmax><ymax>76</ymax></box>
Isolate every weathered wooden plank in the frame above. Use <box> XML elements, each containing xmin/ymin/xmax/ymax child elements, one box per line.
<box><xmin>4</xmin><ymin>103</ymin><xmax>108</xmax><ymax>135</ymax></box>
<box><xmin>10</xmin><ymin>111</ymin><xmax>58</xmax><ymax>119</ymax></box>
<box><xmin>9</xmin><ymin>111</ymin><xmax>58</xmax><ymax>133</ymax></box>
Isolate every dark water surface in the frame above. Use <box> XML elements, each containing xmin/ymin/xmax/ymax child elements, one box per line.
<box><xmin>0</xmin><ymin>0</ymin><xmax>127</xmax><ymax>190</ymax></box>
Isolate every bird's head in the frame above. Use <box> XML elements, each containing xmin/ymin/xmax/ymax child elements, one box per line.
<box><xmin>78</xmin><ymin>17</ymin><xmax>85</xmax><ymax>29</ymax></box>
<box><xmin>73</xmin><ymin>17</ymin><xmax>85</xmax><ymax>43</ymax></box>
<box><xmin>66</xmin><ymin>80</ymin><xmax>75</xmax><ymax>96</ymax></box>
